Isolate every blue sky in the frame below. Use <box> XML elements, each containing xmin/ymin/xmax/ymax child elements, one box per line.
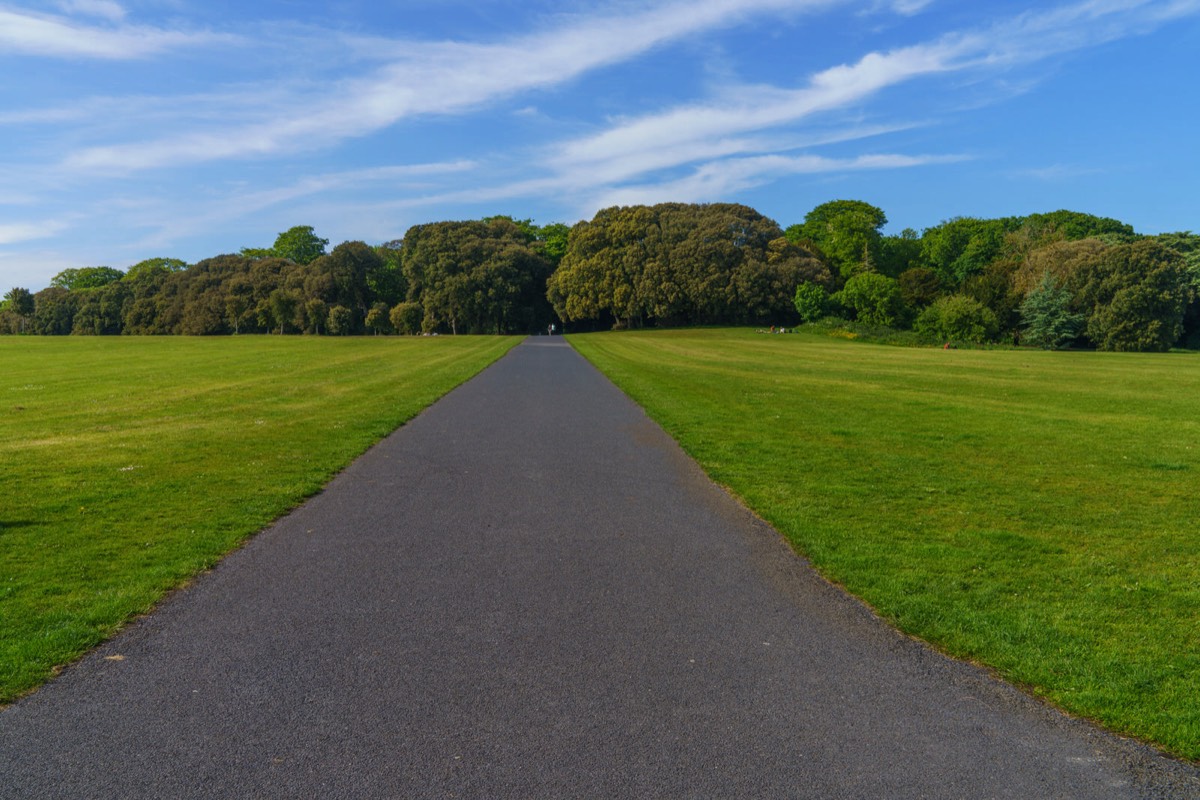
<box><xmin>2</xmin><ymin>0</ymin><xmax>1199</xmax><ymax>292</ymax></box>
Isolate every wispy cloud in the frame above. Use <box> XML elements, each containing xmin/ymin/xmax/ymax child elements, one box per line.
<box><xmin>55</xmin><ymin>0</ymin><xmax>126</xmax><ymax>22</ymax></box>
<box><xmin>0</xmin><ymin>7</ymin><xmax>234</xmax><ymax>59</ymax></box>
<box><xmin>106</xmin><ymin>161</ymin><xmax>481</xmax><ymax>251</ymax></box>
<box><xmin>0</xmin><ymin>220</ymin><xmax>70</xmax><ymax>245</ymax></box>
<box><xmin>529</xmin><ymin>0</ymin><xmax>1198</xmax><ymax>209</ymax></box>
<box><xmin>1013</xmin><ymin>163</ymin><xmax>1104</xmax><ymax>181</ymax></box>
<box><xmin>61</xmin><ymin>0</ymin><xmax>843</xmax><ymax>170</ymax></box>
<box><xmin>588</xmin><ymin>152</ymin><xmax>965</xmax><ymax>208</ymax></box>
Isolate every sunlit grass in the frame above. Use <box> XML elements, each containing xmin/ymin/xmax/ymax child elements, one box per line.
<box><xmin>0</xmin><ymin>335</ymin><xmax>517</xmax><ymax>703</ymax></box>
<box><xmin>571</xmin><ymin>327</ymin><xmax>1200</xmax><ymax>762</ymax></box>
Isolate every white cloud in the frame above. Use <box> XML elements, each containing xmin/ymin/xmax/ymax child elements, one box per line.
<box><xmin>865</xmin><ymin>0</ymin><xmax>934</xmax><ymax>14</ymax></box>
<box><xmin>588</xmin><ymin>152</ymin><xmax>964</xmax><ymax>208</ymax></box>
<box><xmin>61</xmin><ymin>0</ymin><xmax>843</xmax><ymax>170</ymax></box>
<box><xmin>0</xmin><ymin>220</ymin><xmax>70</xmax><ymax>245</ymax></box>
<box><xmin>532</xmin><ymin>0</ymin><xmax>1200</xmax><ymax>206</ymax></box>
<box><xmin>107</xmin><ymin>161</ymin><xmax>481</xmax><ymax>250</ymax></box>
<box><xmin>0</xmin><ymin>7</ymin><xmax>234</xmax><ymax>59</ymax></box>
<box><xmin>544</xmin><ymin>38</ymin><xmax>970</xmax><ymax>189</ymax></box>
<box><xmin>891</xmin><ymin>0</ymin><xmax>934</xmax><ymax>12</ymax></box>
<box><xmin>56</xmin><ymin>0</ymin><xmax>126</xmax><ymax>22</ymax></box>
<box><xmin>1013</xmin><ymin>163</ymin><xmax>1104</xmax><ymax>181</ymax></box>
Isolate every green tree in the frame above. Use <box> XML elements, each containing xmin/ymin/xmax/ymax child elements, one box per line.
<box><xmin>3</xmin><ymin>287</ymin><xmax>34</xmax><ymax>332</ymax></box>
<box><xmin>879</xmin><ymin>228</ymin><xmax>922</xmax><ymax>278</ymax></box>
<box><xmin>961</xmin><ymin>259</ymin><xmax>1022</xmax><ymax>336</ymax></box>
<box><xmin>403</xmin><ymin>218</ymin><xmax>552</xmax><ymax>334</ymax></box>
<box><xmin>793</xmin><ymin>283</ymin><xmax>829</xmax><ymax>323</ymax></box>
<box><xmin>51</xmin><ymin>266</ymin><xmax>125</xmax><ymax>292</ymax></box>
<box><xmin>788</xmin><ymin>200</ymin><xmax>887</xmax><ymax>280</ymax></box>
<box><xmin>835</xmin><ymin>272</ymin><xmax>907</xmax><ymax>327</ymax></box>
<box><xmin>365</xmin><ymin>302</ymin><xmax>391</xmax><ymax>335</ymax></box>
<box><xmin>272</xmin><ymin>226</ymin><xmax>328</xmax><ymax>265</ymax></box>
<box><xmin>537</xmin><ymin>222</ymin><xmax>571</xmax><ymax>266</ymax></box>
<box><xmin>915</xmin><ymin>295</ymin><xmax>999</xmax><ymax>344</ymax></box>
<box><xmin>71</xmin><ymin>281</ymin><xmax>131</xmax><ymax>335</ymax></box>
<box><xmin>267</xmin><ymin>289</ymin><xmax>300</xmax><ymax>334</ymax></box>
<box><xmin>1072</xmin><ymin>240</ymin><xmax>1190</xmax><ymax>352</ymax></box>
<box><xmin>1022</xmin><ymin>210</ymin><xmax>1135</xmax><ymax>242</ymax></box>
<box><xmin>124</xmin><ymin>257</ymin><xmax>187</xmax><ymax>283</ymax></box>
<box><xmin>920</xmin><ymin>217</ymin><xmax>1017</xmax><ymax>286</ymax></box>
<box><xmin>327</xmin><ymin>305</ymin><xmax>353</xmax><ymax>335</ymax></box>
<box><xmin>304</xmin><ymin>298</ymin><xmax>329</xmax><ymax>334</ymax></box>
<box><xmin>389</xmin><ymin>301</ymin><xmax>423</xmax><ymax>335</ymax></box>
<box><xmin>897</xmin><ymin>267</ymin><xmax>943</xmax><ymax>309</ymax></box>
<box><xmin>1019</xmin><ymin>273</ymin><xmax>1083</xmax><ymax>349</ymax></box>
<box><xmin>370</xmin><ymin>242</ymin><xmax>407</xmax><ymax>306</ymax></box>
<box><xmin>31</xmin><ymin>287</ymin><xmax>78</xmax><ymax>335</ymax></box>
<box><xmin>549</xmin><ymin>203</ymin><xmax>794</xmax><ymax>328</ymax></box>
<box><xmin>1154</xmin><ymin>232</ymin><xmax>1200</xmax><ymax>347</ymax></box>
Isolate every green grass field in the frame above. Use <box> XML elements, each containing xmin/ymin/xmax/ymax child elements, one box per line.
<box><xmin>0</xmin><ymin>335</ymin><xmax>517</xmax><ymax>704</ymax></box>
<box><xmin>570</xmin><ymin>328</ymin><xmax>1200</xmax><ymax>762</ymax></box>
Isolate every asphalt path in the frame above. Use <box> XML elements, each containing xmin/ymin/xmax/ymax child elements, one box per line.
<box><xmin>2</xmin><ymin>338</ymin><xmax>1197</xmax><ymax>799</ymax></box>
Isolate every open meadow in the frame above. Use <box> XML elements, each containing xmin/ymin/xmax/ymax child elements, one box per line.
<box><xmin>0</xmin><ymin>335</ymin><xmax>517</xmax><ymax>703</ymax></box>
<box><xmin>571</xmin><ymin>328</ymin><xmax>1200</xmax><ymax>762</ymax></box>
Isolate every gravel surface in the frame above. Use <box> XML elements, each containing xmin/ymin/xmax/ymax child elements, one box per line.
<box><xmin>2</xmin><ymin>337</ymin><xmax>1197</xmax><ymax>799</ymax></box>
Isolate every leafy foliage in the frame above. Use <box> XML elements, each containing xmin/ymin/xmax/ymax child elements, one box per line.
<box><xmin>914</xmin><ymin>294</ymin><xmax>999</xmax><ymax>344</ymax></box>
<box><xmin>50</xmin><ymin>266</ymin><xmax>125</xmax><ymax>291</ymax></box>
<box><xmin>897</xmin><ymin>267</ymin><xmax>943</xmax><ymax>309</ymax></box>
<box><xmin>272</xmin><ymin>225</ymin><xmax>329</xmax><ymax>265</ymax></box>
<box><xmin>834</xmin><ymin>272</ymin><xmax>907</xmax><ymax>327</ymax></box>
<box><xmin>549</xmin><ymin>203</ymin><xmax>811</xmax><ymax>328</ymax></box>
<box><xmin>793</xmin><ymin>282</ymin><xmax>829</xmax><ymax>323</ymax></box>
<box><xmin>389</xmin><ymin>301</ymin><xmax>423</xmax><ymax>335</ymax></box>
<box><xmin>787</xmin><ymin>199</ymin><xmax>887</xmax><ymax>280</ymax></box>
<box><xmin>401</xmin><ymin>218</ymin><xmax>553</xmax><ymax>334</ymax></box>
<box><xmin>1020</xmin><ymin>274</ymin><xmax>1084</xmax><ymax>349</ymax></box>
<box><xmin>6</xmin><ymin>204</ymin><xmax>1200</xmax><ymax>351</ymax></box>
<box><xmin>1072</xmin><ymin>240</ymin><xmax>1191</xmax><ymax>352</ymax></box>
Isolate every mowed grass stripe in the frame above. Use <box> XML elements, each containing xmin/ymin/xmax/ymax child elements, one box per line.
<box><xmin>570</xmin><ymin>328</ymin><xmax>1200</xmax><ymax>762</ymax></box>
<box><xmin>1</xmin><ymin>335</ymin><xmax>518</xmax><ymax>703</ymax></box>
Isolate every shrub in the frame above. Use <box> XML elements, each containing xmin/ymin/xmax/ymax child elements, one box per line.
<box><xmin>389</xmin><ymin>301</ymin><xmax>423</xmax><ymax>335</ymax></box>
<box><xmin>915</xmin><ymin>294</ymin><xmax>999</xmax><ymax>344</ymax></box>
<box><xmin>836</xmin><ymin>272</ymin><xmax>908</xmax><ymax>328</ymax></box>
<box><xmin>793</xmin><ymin>282</ymin><xmax>829</xmax><ymax>323</ymax></box>
<box><xmin>326</xmin><ymin>305</ymin><xmax>353</xmax><ymax>335</ymax></box>
<box><xmin>1019</xmin><ymin>273</ymin><xmax>1083</xmax><ymax>349</ymax></box>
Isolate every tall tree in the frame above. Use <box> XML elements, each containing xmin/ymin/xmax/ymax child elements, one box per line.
<box><xmin>272</xmin><ymin>226</ymin><xmax>328</xmax><ymax>265</ymax></box>
<box><xmin>1019</xmin><ymin>273</ymin><xmax>1084</xmax><ymax>349</ymax></box>
<box><xmin>548</xmin><ymin>203</ymin><xmax>799</xmax><ymax>328</ymax></box>
<box><xmin>402</xmin><ymin>218</ymin><xmax>552</xmax><ymax>334</ymax></box>
<box><xmin>1071</xmin><ymin>240</ymin><xmax>1190</xmax><ymax>352</ymax></box>
<box><xmin>3</xmin><ymin>287</ymin><xmax>34</xmax><ymax>332</ymax></box>
<box><xmin>50</xmin><ymin>266</ymin><xmax>125</xmax><ymax>292</ymax></box>
<box><xmin>834</xmin><ymin>272</ymin><xmax>907</xmax><ymax>327</ymax></box>
<box><xmin>787</xmin><ymin>200</ymin><xmax>887</xmax><ymax>280</ymax></box>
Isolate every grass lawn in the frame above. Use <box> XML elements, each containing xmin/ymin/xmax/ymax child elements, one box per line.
<box><xmin>570</xmin><ymin>327</ymin><xmax>1200</xmax><ymax>762</ymax></box>
<box><xmin>0</xmin><ymin>335</ymin><xmax>517</xmax><ymax>704</ymax></box>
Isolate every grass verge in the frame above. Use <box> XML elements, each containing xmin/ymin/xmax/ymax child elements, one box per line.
<box><xmin>0</xmin><ymin>335</ymin><xmax>518</xmax><ymax>703</ymax></box>
<box><xmin>570</xmin><ymin>327</ymin><xmax>1200</xmax><ymax>762</ymax></box>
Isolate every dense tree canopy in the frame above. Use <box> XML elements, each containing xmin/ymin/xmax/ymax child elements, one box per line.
<box><xmin>2</xmin><ymin>205</ymin><xmax>1195</xmax><ymax>353</ymax></box>
<box><xmin>786</xmin><ymin>199</ymin><xmax>887</xmax><ymax>280</ymax></box>
<box><xmin>401</xmin><ymin>218</ymin><xmax>553</xmax><ymax>335</ymax></box>
<box><xmin>50</xmin><ymin>266</ymin><xmax>125</xmax><ymax>292</ymax></box>
<box><xmin>549</xmin><ymin>203</ymin><xmax>820</xmax><ymax>327</ymax></box>
<box><xmin>1071</xmin><ymin>240</ymin><xmax>1189</xmax><ymax>352</ymax></box>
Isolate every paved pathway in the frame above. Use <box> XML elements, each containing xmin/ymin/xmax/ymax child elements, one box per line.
<box><xmin>2</xmin><ymin>339</ymin><xmax>1197</xmax><ymax>798</ymax></box>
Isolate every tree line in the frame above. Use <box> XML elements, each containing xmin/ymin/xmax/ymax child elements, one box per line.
<box><xmin>2</xmin><ymin>203</ymin><xmax>1197</xmax><ymax>351</ymax></box>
